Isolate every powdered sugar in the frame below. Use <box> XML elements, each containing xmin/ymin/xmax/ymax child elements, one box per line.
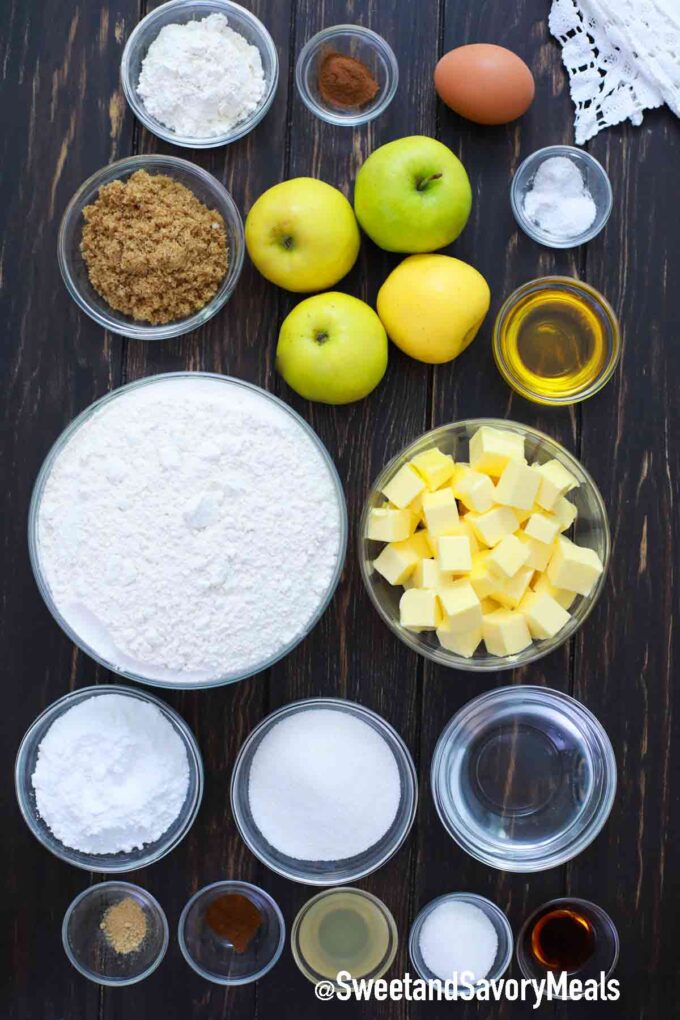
<box><xmin>31</xmin><ymin>693</ymin><xmax>189</xmax><ymax>854</ymax></box>
<box><xmin>35</xmin><ymin>376</ymin><xmax>343</xmax><ymax>684</ymax></box>
<box><xmin>523</xmin><ymin>155</ymin><xmax>597</xmax><ymax>238</ymax></box>
<box><xmin>137</xmin><ymin>13</ymin><xmax>266</xmax><ymax>138</ymax></box>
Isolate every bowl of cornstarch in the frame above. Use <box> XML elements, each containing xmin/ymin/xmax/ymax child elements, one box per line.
<box><xmin>15</xmin><ymin>685</ymin><xmax>203</xmax><ymax>871</ymax></box>
<box><xmin>230</xmin><ymin>698</ymin><xmax>418</xmax><ymax>885</ymax></box>
<box><xmin>29</xmin><ymin>374</ymin><xmax>347</xmax><ymax>689</ymax></box>
<box><xmin>121</xmin><ymin>0</ymin><xmax>279</xmax><ymax>148</ymax></box>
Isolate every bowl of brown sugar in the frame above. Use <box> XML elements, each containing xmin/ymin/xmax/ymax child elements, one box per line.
<box><xmin>58</xmin><ymin>154</ymin><xmax>244</xmax><ymax>339</ymax></box>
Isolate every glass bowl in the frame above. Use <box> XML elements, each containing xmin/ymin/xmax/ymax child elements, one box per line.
<box><xmin>516</xmin><ymin>897</ymin><xmax>619</xmax><ymax>986</ymax></box>
<box><xmin>15</xmin><ymin>684</ymin><xmax>204</xmax><ymax>871</ymax></box>
<box><xmin>28</xmin><ymin>373</ymin><xmax>347</xmax><ymax>690</ymax></box>
<box><xmin>230</xmin><ymin>698</ymin><xmax>417</xmax><ymax>885</ymax></box>
<box><xmin>291</xmin><ymin>887</ymin><xmax>398</xmax><ymax>985</ymax></box>
<box><xmin>409</xmin><ymin>893</ymin><xmax>513</xmax><ymax>983</ymax></box>
<box><xmin>178</xmin><ymin>880</ymin><xmax>285</xmax><ymax>985</ymax></box>
<box><xmin>296</xmin><ymin>25</ymin><xmax>399</xmax><ymax>126</ymax></box>
<box><xmin>431</xmin><ymin>686</ymin><xmax>617</xmax><ymax>873</ymax></box>
<box><xmin>511</xmin><ymin>145</ymin><xmax>612</xmax><ymax>248</ymax></box>
<box><xmin>121</xmin><ymin>0</ymin><xmax>279</xmax><ymax>148</ymax></box>
<box><xmin>63</xmin><ymin>881</ymin><xmax>169</xmax><ymax>985</ymax></box>
<box><xmin>58</xmin><ymin>155</ymin><xmax>245</xmax><ymax>340</ymax></box>
<box><xmin>359</xmin><ymin>418</ymin><xmax>610</xmax><ymax>672</ymax></box>
<box><xmin>493</xmin><ymin>277</ymin><xmax>621</xmax><ymax>405</ymax></box>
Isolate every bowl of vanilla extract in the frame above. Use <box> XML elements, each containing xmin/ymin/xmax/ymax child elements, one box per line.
<box><xmin>516</xmin><ymin>897</ymin><xmax>619</xmax><ymax>990</ymax></box>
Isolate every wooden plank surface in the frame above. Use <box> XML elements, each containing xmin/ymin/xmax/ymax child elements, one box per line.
<box><xmin>2</xmin><ymin>0</ymin><xmax>679</xmax><ymax>1017</ymax></box>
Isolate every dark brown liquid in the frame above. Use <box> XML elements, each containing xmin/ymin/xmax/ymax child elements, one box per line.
<box><xmin>530</xmin><ymin>908</ymin><xmax>595</xmax><ymax>972</ymax></box>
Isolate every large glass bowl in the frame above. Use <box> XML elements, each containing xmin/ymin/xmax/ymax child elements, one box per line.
<box><xmin>15</xmin><ymin>685</ymin><xmax>204</xmax><ymax>872</ymax></box>
<box><xmin>121</xmin><ymin>0</ymin><xmax>279</xmax><ymax>148</ymax></box>
<box><xmin>58</xmin><ymin>155</ymin><xmax>245</xmax><ymax>340</ymax></box>
<box><xmin>28</xmin><ymin>374</ymin><xmax>348</xmax><ymax>690</ymax></box>
<box><xmin>359</xmin><ymin>419</ymin><xmax>610</xmax><ymax>672</ymax></box>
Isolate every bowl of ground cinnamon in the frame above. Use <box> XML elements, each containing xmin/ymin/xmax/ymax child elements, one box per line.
<box><xmin>58</xmin><ymin>154</ymin><xmax>244</xmax><ymax>339</ymax></box>
<box><xmin>296</xmin><ymin>25</ymin><xmax>399</xmax><ymax>126</ymax></box>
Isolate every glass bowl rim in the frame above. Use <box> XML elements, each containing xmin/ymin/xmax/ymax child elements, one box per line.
<box><xmin>15</xmin><ymin>683</ymin><xmax>204</xmax><ymax>872</ymax></box>
<box><xmin>358</xmin><ymin>417</ymin><xmax>611</xmax><ymax>672</ymax></box>
<box><xmin>177</xmin><ymin>879</ymin><xmax>286</xmax><ymax>985</ymax></box>
<box><xmin>430</xmin><ymin>685</ymin><xmax>618</xmax><ymax>873</ymax></box>
<box><xmin>57</xmin><ymin>154</ymin><xmax>245</xmax><ymax>340</ymax></box>
<box><xmin>515</xmin><ymin>895</ymin><xmax>620</xmax><ymax>981</ymax></box>
<box><xmin>295</xmin><ymin>23</ymin><xmax>399</xmax><ymax>126</ymax></box>
<box><xmin>62</xmin><ymin>879</ymin><xmax>170</xmax><ymax>986</ymax></box>
<box><xmin>230</xmin><ymin>696</ymin><xmax>418</xmax><ymax>885</ymax></box>
<box><xmin>27</xmin><ymin>372</ymin><xmax>348</xmax><ymax>690</ymax></box>
<box><xmin>120</xmin><ymin>0</ymin><xmax>280</xmax><ymax>149</ymax></box>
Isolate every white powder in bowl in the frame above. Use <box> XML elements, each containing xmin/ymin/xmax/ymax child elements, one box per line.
<box><xmin>35</xmin><ymin>376</ymin><xmax>343</xmax><ymax>684</ymax></box>
<box><xmin>419</xmin><ymin>900</ymin><xmax>499</xmax><ymax>982</ymax></box>
<box><xmin>522</xmin><ymin>155</ymin><xmax>597</xmax><ymax>238</ymax></box>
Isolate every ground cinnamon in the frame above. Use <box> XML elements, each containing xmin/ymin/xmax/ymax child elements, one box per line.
<box><xmin>318</xmin><ymin>50</ymin><xmax>380</xmax><ymax>109</ymax></box>
<box><xmin>205</xmin><ymin>893</ymin><xmax>263</xmax><ymax>954</ymax></box>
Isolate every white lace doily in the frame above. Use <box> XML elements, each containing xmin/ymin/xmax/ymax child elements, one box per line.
<box><xmin>549</xmin><ymin>0</ymin><xmax>680</xmax><ymax>143</ymax></box>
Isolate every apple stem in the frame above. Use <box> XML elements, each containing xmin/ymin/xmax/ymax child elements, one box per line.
<box><xmin>314</xmin><ymin>330</ymin><xmax>330</xmax><ymax>345</ymax></box>
<box><xmin>416</xmin><ymin>172</ymin><xmax>443</xmax><ymax>192</ymax></box>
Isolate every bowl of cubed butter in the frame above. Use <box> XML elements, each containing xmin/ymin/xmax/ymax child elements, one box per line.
<box><xmin>359</xmin><ymin>420</ymin><xmax>610</xmax><ymax>671</ymax></box>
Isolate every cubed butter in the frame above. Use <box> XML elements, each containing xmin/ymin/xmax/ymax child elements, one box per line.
<box><xmin>412</xmin><ymin>558</ymin><xmax>451</xmax><ymax>590</ymax></box>
<box><xmin>409</xmin><ymin>448</ymin><xmax>455</xmax><ymax>490</ymax></box>
<box><xmin>513</xmin><ymin>506</ymin><xmax>535</xmax><ymax>526</ymax></box>
<box><xmin>453</xmin><ymin>469</ymin><xmax>496</xmax><ymax>513</ymax></box>
<box><xmin>449</xmin><ymin>518</ymin><xmax>481</xmax><ymax>555</ymax></box>
<box><xmin>422</xmin><ymin>488</ymin><xmax>460</xmax><ymax>536</ymax></box>
<box><xmin>553</xmin><ymin>496</ymin><xmax>578</xmax><ymax>533</ymax></box>
<box><xmin>468</xmin><ymin>551</ymin><xmax>498</xmax><ymax>599</ymax></box>
<box><xmin>399</xmin><ymin>588</ymin><xmax>442</xmax><ymax>631</ymax></box>
<box><xmin>468</xmin><ymin>505</ymin><xmax>518</xmax><ymax>547</ymax></box>
<box><xmin>469</xmin><ymin>426</ymin><xmax>526</xmax><ymax>477</ymax></box>
<box><xmin>533</xmin><ymin>459</ymin><xmax>579</xmax><ymax>510</ymax></box>
<box><xmin>438</xmin><ymin>580</ymin><xmax>482</xmax><ymax>633</ymax></box>
<box><xmin>382</xmin><ymin>464</ymin><xmax>425</xmax><ymax>508</ymax></box>
<box><xmin>366</xmin><ymin>507</ymin><xmax>416</xmax><ymax>543</ymax></box>
<box><xmin>489</xmin><ymin>565</ymin><xmax>534</xmax><ymax>609</ymax></box>
<box><xmin>436</xmin><ymin>622</ymin><xmax>483</xmax><ymax>657</ymax></box>
<box><xmin>532</xmin><ymin>573</ymin><xmax>577</xmax><ymax>610</ymax></box>
<box><xmin>437</xmin><ymin>534</ymin><xmax>473</xmax><ymax>573</ymax></box>
<box><xmin>373</xmin><ymin>532</ymin><xmax>432</xmax><ymax>586</ymax></box>
<box><xmin>494</xmin><ymin>460</ymin><xmax>541</xmax><ymax>510</ymax></box>
<box><xmin>517</xmin><ymin>532</ymin><xmax>553</xmax><ymax>572</ymax></box>
<box><xmin>519</xmin><ymin>589</ymin><xmax>571</xmax><ymax>639</ymax></box>
<box><xmin>547</xmin><ymin>536</ymin><xmax>603</xmax><ymax>596</ymax></box>
<box><xmin>525</xmin><ymin>510</ymin><xmax>561</xmax><ymax>545</ymax></box>
<box><xmin>482</xmin><ymin>608</ymin><xmax>532</xmax><ymax>655</ymax></box>
<box><xmin>488</xmin><ymin>534</ymin><xmax>530</xmax><ymax>579</ymax></box>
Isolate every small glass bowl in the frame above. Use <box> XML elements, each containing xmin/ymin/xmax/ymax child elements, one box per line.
<box><xmin>15</xmin><ymin>684</ymin><xmax>204</xmax><ymax>871</ymax></box>
<box><xmin>28</xmin><ymin>373</ymin><xmax>347</xmax><ymax>690</ymax></box>
<box><xmin>58</xmin><ymin>155</ymin><xmax>245</xmax><ymax>340</ymax></box>
<box><xmin>511</xmin><ymin>145</ymin><xmax>612</xmax><ymax>248</ymax></box>
<box><xmin>359</xmin><ymin>418</ymin><xmax>610</xmax><ymax>672</ymax></box>
<box><xmin>121</xmin><ymin>0</ymin><xmax>279</xmax><ymax>148</ymax></box>
<box><xmin>63</xmin><ymin>882</ymin><xmax>169</xmax><ymax>986</ymax></box>
<box><xmin>409</xmin><ymin>893</ymin><xmax>513</xmax><ymax>983</ymax></box>
<box><xmin>291</xmin><ymin>887</ymin><xmax>398</xmax><ymax>985</ymax></box>
<box><xmin>431</xmin><ymin>686</ymin><xmax>617</xmax><ymax>873</ymax></box>
<box><xmin>230</xmin><ymin>698</ymin><xmax>417</xmax><ymax>885</ymax></box>
<box><xmin>516</xmin><ymin>897</ymin><xmax>619</xmax><ymax>987</ymax></box>
<box><xmin>178</xmin><ymin>881</ymin><xmax>285</xmax><ymax>985</ymax></box>
<box><xmin>296</xmin><ymin>25</ymin><xmax>399</xmax><ymax>126</ymax></box>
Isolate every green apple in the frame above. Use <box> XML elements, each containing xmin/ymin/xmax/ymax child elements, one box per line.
<box><xmin>245</xmin><ymin>178</ymin><xmax>360</xmax><ymax>292</ymax></box>
<box><xmin>353</xmin><ymin>136</ymin><xmax>472</xmax><ymax>253</ymax></box>
<box><xmin>276</xmin><ymin>292</ymin><xmax>388</xmax><ymax>404</ymax></box>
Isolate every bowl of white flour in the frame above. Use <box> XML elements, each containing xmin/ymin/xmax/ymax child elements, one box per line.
<box><xmin>29</xmin><ymin>374</ymin><xmax>347</xmax><ymax>689</ymax></box>
<box><xmin>121</xmin><ymin>0</ymin><xmax>279</xmax><ymax>148</ymax></box>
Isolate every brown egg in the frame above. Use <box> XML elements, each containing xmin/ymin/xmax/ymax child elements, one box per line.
<box><xmin>434</xmin><ymin>44</ymin><xmax>535</xmax><ymax>125</ymax></box>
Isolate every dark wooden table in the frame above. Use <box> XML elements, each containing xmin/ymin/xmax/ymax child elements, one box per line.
<box><xmin>2</xmin><ymin>1</ymin><xmax>679</xmax><ymax>1017</ymax></box>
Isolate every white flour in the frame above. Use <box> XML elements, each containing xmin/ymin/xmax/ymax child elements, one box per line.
<box><xmin>32</xmin><ymin>693</ymin><xmax>190</xmax><ymax>854</ymax></box>
<box><xmin>36</xmin><ymin>376</ymin><xmax>343</xmax><ymax>684</ymax></box>
<box><xmin>523</xmin><ymin>155</ymin><xmax>597</xmax><ymax>238</ymax></box>
<box><xmin>137</xmin><ymin>13</ymin><xmax>266</xmax><ymax>137</ymax></box>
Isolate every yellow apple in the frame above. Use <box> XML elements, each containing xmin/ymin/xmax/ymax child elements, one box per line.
<box><xmin>377</xmin><ymin>255</ymin><xmax>490</xmax><ymax>364</ymax></box>
<box><xmin>245</xmin><ymin>178</ymin><xmax>360</xmax><ymax>292</ymax></box>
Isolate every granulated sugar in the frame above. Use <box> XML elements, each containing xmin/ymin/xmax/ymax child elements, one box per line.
<box><xmin>419</xmin><ymin>899</ymin><xmax>498</xmax><ymax>982</ymax></box>
<box><xmin>36</xmin><ymin>376</ymin><xmax>343</xmax><ymax>684</ymax></box>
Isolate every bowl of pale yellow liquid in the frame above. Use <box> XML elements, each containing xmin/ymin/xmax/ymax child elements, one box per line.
<box><xmin>493</xmin><ymin>277</ymin><xmax>621</xmax><ymax>405</ymax></box>
<box><xmin>291</xmin><ymin>887</ymin><xmax>398</xmax><ymax>985</ymax></box>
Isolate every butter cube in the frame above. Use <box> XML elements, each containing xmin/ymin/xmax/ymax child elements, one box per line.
<box><xmin>399</xmin><ymin>588</ymin><xmax>442</xmax><ymax>631</ymax></box>
<box><xmin>437</xmin><ymin>535</ymin><xmax>472</xmax><ymax>573</ymax></box>
<box><xmin>412</xmin><ymin>558</ymin><xmax>451</xmax><ymax>589</ymax></box>
<box><xmin>532</xmin><ymin>573</ymin><xmax>577</xmax><ymax>610</ymax></box>
<box><xmin>517</xmin><ymin>532</ymin><xmax>553</xmax><ymax>572</ymax></box>
<box><xmin>449</xmin><ymin>518</ymin><xmax>481</xmax><ymax>555</ymax></box>
<box><xmin>553</xmin><ymin>496</ymin><xmax>578</xmax><ymax>533</ymax></box>
<box><xmin>367</xmin><ymin>507</ymin><xmax>416</xmax><ymax>543</ymax></box>
<box><xmin>519</xmin><ymin>589</ymin><xmax>570</xmax><ymax>639</ymax></box>
<box><xmin>525</xmin><ymin>510</ymin><xmax>561</xmax><ymax>545</ymax></box>
<box><xmin>453</xmin><ymin>469</ymin><xmax>496</xmax><ymax>513</ymax></box>
<box><xmin>468</xmin><ymin>551</ymin><xmax>498</xmax><ymax>599</ymax></box>
<box><xmin>488</xmin><ymin>534</ymin><xmax>530</xmax><ymax>579</ymax></box>
<box><xmin>468</xmin><ymin>505</ymin><xmax>518</xmax><ymax>547</ymax></box>
<box><xmin>469</xmin><ymin>426</ymin><xmax>526</xmax><ymax>477</ymax></box>
<box><xmin>547</xmin><ymin>536</ymin><xmax>603</xmax><ymax>596</ymax></box>
<box><xmin>533</xmin><ymin>459</ymin><xmax>579</xmax><ymax>510</ymax></box>
<box><xmin>422</xmin><ymin>488</ymin><xmax>460</xmax><ymax>536</ymax></box>
<box><xmin>373</xmin><ymin>532</ymin><xmax>431</xmax><ymax>586</ymax></box>
<box><xmin>410</xmin><ymin>448</ymin><xmax>455</xmax><ymax>490</ymax></box>
<box><xmin>438</xmin><ymin>580</ymin><xmax>482</xmax><ymax>633</ymax></box>
<box><xmin>494</xmin><ymin>460</ymin><xmax>541</xmax><ymax>510</ymax></box>
<box><xmin>437</xmin><ymin>622</ymin><xmax>483</xmax><ymax>657</ymax></box>
<box><xmin>489</xmin><ymin>565</ymin><xmax>534</xmax><ymax>609</ymax></box>
<box><xmin>382</xmin><ymin>464</ymin><xmax>426</xmax><ymax>508</ymax></box>
<box><xmin>482</xmin><ymin>609</ymin><xmax>532</xmax><ymax>656</ymax></box>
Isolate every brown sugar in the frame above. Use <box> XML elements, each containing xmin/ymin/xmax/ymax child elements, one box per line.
<box><xmin>80</xmin><ymin>170</ymin><xmax>228</xmax><ymax>325</ymax></box>
<box><xmin>318</xmin><ymin>51</ymin><xmax>380</xmax><ymax>109</ymax></box>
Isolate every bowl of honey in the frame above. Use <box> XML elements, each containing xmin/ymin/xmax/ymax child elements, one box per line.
<box><xmin>493</xmin><ymin>277</ymin><xmax>621</xmax><ymax>405</ymax></box>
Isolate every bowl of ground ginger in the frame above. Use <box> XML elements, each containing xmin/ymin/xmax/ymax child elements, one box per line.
<box><xmin>58</xmin><ymin>154</ymin><xmax>244</xmax><ymax>339</ymax></box>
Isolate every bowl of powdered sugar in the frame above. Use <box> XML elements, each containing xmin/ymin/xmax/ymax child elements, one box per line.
<box><xmin>29</xmin><ymin>374</ymin><xmax>346</xmax><ymax>689</ymax></box>
<box><xmin>121</xmin><ymin>0</ymin><xmax>279</xmax><ymax>147</ymax></box>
